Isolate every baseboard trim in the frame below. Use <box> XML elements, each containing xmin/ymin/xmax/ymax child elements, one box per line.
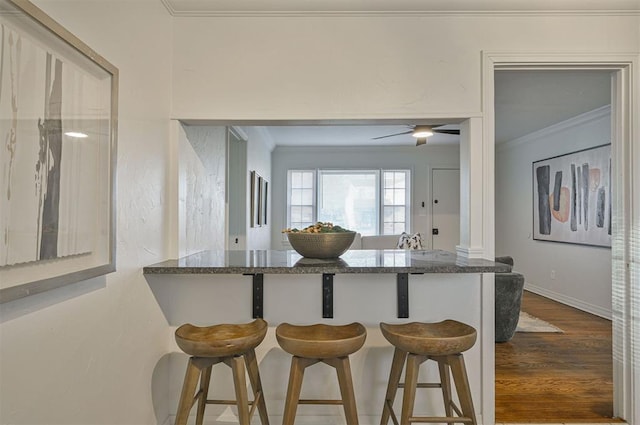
<box><xmin>524</xmin><ymin>282</ymin><xmax>612</xmax><ymax>320</ymax></box>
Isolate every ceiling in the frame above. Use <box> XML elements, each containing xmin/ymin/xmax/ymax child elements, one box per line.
<box><xmin>494</xmin><ymin>70</ymin><xmax>611</xmax><ymax>144</ymax></box>
<box><xmin>253</xmin><ymin>70</ymin><xmax>611</xmax><ymax>148</ymax></box>
<box><xmin>162</xmin><ymin>0</ymin><xmax>640</xmax><ymax>16</ymax></box>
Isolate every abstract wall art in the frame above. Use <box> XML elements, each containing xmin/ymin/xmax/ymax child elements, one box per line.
<box><xmin>532</xmin><ymin>144</ymin><xmax>611</xmax><ymax>248</ymax></box>
<box><xmin>0</xmin><ymin>0</ymin><xmax>118</xmax><ymax>302</ymax></box>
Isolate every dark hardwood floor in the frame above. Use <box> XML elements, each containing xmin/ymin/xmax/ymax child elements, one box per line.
<box><xmin>495</xmin><ymin>291</ymin><xmax>621</xmax><ymax>423</ymax></box>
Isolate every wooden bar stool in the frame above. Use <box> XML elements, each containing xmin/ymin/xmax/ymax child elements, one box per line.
<box><xmin>379</xmin><ymin>320</ymin><xmax>478</xmax><ymax>425</ymax></box>
<box><xmin>276</xmin><ymin>322</ymin><xmax>367</xmax><ymax>425</ymax></box>
<box><xmin>174</xmin><ymin>319</ymin><xmax>269</xmax><ymax>425</ymax></box>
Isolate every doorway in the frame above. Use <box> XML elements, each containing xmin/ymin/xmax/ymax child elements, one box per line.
<box><xmin>483</xmin><ymin>54</ymin><xmax>637</xmax><ymax>423</ymax></box>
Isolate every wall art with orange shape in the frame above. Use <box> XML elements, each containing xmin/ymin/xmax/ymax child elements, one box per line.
<box><xmin>532</xmin><ymin>144</ymin><xmax>611</xmax><ymax>248</ymax></box>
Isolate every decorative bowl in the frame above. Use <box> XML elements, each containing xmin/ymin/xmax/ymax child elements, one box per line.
<box><xmin>287</xmin><ymin>231</ymin><xmax>356</xmax><ymax>259</ymax></box>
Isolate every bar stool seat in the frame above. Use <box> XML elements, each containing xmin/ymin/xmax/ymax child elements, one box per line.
<box><xmin>380</xmin><ymin>320</ymin><xmax>476</xmax><ymax>356</ymax></box>
<box><xmin>174</xmin><ymin>319</ymin><xmax>269</xmax><ymax>425</ymax></box>
<box><xmin>176</xmin><ymin>320</ymin><xmax>268</xmax><ymax>357</ymax></box>
<box><xmin>276</xmin><ymin>322</ymin><xmax>367</xmax><ymax>425</ymax></box>
<box><xmin>276</xmin><ymin>322</ymin><xmax>367</xmax><ymax>358</ymax></box>
<box><xmin>380</xmin><ymin>320</ymin><xmax>478</xmax><ymax>425</ymax></box>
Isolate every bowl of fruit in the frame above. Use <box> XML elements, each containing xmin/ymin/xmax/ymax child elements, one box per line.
<box><xmin>283</xmin><ymin>222</ymin><xmax>356</xmax><ymax>259</ymax></box>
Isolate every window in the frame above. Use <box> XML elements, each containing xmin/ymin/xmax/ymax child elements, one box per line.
<box><xmin>287</xmin><ymin>169</ymin><xmax>410</xmax><ymax>235</ymax></box>
<box><xmin>383</xmin><ymin>171</ymin><xmax>408</xmax><ymax>235</ymax></box>
<box><xmin>288</xmin><ymin>170</ymin><xmax>315</xmax><ymax>230</ymax></box>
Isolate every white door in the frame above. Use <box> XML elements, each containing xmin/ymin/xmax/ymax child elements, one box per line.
<box><xmin>431</xmin><ymin>168</ymin><xmax>460</xmax><ymax>252</ymax></box>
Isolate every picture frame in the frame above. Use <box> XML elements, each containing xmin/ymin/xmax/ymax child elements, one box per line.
<box><xmin>250</xmin><ymin>171</ymin><xmax>260</xmax><ymax>227</ymax></box>
<box><xmin>262</xmin><ymin>180</ymin><xmax>268</xmax><ymax>226</ymax></box>
<box><xmin>257</xmin><ymin>175</ymin><xmax>264</xmax><ymax>226</ymax></box>
<box><xmin>0</xmin><ymin>0</ymin><xmax>119</xmax><ymax>303</ymax></box>
<box><xmin>532</xmin><ymin>144</ymin><xmax>611</xmax><ymax>248</ymax></box>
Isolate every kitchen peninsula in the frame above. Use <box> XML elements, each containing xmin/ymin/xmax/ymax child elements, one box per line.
<box><xmin>144</xmin><ymin>249</ymin><xmax>508</xmax><ymax>319</ymax></box>
<box><xmin>143</xmin><ymin>249</ymin><xmax>509</xmax><ymax>424</ymax></box>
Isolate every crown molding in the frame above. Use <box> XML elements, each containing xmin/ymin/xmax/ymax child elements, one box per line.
<box><xmin>254</xmin><ymin>126</ymin><xmax>277</xmax><ymax>152</ymax></box>
<box><xmin>496</xmin><ymin>104</ymin><xmax>611</xmax><ymax>153</ymax></box>
<box><xmin>161</xmin><ymin>0</ymin><xmax>640</xmax><ymax>17</ymax></box>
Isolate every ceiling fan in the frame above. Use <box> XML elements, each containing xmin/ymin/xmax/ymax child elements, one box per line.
<box><xmin>372</xmin><ymin>125</ymin><xmax>460</xmax><ymax>146</ymax></box>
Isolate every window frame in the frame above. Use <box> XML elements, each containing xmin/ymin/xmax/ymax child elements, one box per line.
<box><xmin>286</xmin><ymin>170</ymin><xmax>317</xmax><ymax>230</ymax></box>
<box><xmin>381</xmin><ymin>169</ymin><xmax>412</xmax><ymax>235</ymax></box>
<box><xmin>286</xmin><ymin>168</ymin><xmax>412</xmax><ymax>235</ymax></box>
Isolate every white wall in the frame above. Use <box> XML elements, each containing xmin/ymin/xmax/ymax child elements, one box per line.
<box><xmin>271</xmin><ymin>145</ymin><xmax>460</xmax><ymax>249</ymax></box>
<box><xmin>496</xmin><ymin>106</ymin><xmax>612</xmax><ymax>318</ymax></box>
<box><xmin>241</xmin><ymin>126</ymin><xmax>275</xmax><ymax>250</ymax></box>
<box><xmin>0</xmin><ymin>1</ymin><xmax>173</xmax><ymax>424</ymax></box>
<box><xmin>178</xmin><ymin>125</ymin><xmax>227</xmax><ymax>256</ymax></box>
<box><xmin>171</xmin><ymin>15</ymin><xmax>638</xmax><ymax>120</ymax></box>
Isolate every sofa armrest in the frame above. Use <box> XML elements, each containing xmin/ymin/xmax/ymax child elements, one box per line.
<box><xmin>495</xmin><ymin>256</ymin><xmax>514</xmax><ymax>272</ymax></box>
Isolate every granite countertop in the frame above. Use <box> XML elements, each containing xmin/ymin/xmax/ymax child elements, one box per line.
<box><xmin>143</xmin><ymin>249</ymin><xmax>511</xmax><ymax>275</ymax></box>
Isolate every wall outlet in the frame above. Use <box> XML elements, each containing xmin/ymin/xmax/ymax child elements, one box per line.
<box><xmin>550</xmin><ymin>270</ymin><xmax>556</xmax><ymax>280</ymax></box>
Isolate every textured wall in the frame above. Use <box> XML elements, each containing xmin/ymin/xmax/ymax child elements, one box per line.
<box><xmin>179</xmin><ymin>125</ymin><xmax>226</xmax><ymax>255</ymax></box>
<box><xmin>0</xmin><ymin>1</ymin><xmax>174</xmax><ymax>424</ymax></box>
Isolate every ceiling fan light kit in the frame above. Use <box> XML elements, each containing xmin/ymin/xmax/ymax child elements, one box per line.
<box><xmin>371</xmin><ymin>124</ymin><xmax>460</xmax><ymax>146</ymax></box>
<box><xmin>411</xmin><ymin>126</ymin><xmax>434</xmax><ymax>138</ymax></box>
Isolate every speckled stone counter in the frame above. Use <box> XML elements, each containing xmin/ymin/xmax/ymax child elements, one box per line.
<box><xmin>143</xmin><ymin>249</ymin><xmax>510</xmax><ymax>275</ymax></box>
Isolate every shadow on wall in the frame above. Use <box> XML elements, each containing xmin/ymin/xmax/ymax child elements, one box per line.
<box><xmin>0</xmin><ymin>275</ymin><xmax>105</xmax><ymax>324</ymax></box>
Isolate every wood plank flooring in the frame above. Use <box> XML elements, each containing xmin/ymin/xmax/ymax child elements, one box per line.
<box><xmin>495</xmin><ymin>291</ymin><xmax>621</xmax><ymax>423</ymax></box>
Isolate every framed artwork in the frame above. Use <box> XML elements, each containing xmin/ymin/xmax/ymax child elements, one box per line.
<box><xmin>0</xmin><ymin>0</ymin><xmax>119</xmax><ymax>303</ymax></box>
<box><xmin>262</xmin><ymin>180</ymin><xmax>268</xmax><ymax>225</ymax></box>
<box><xmin>532</xmin><ymin>144</ymin><xmax>611</xmax><ymax>248</ymax></box>
<box><xmin>250</xmin><ymin>171</ymin><xmax>260</xmax><ymax>227</ymax></box>
<box><xmin>257</xmin><ymin>176</ymin><xmax>264</xmax><ymax>226</ymax></box>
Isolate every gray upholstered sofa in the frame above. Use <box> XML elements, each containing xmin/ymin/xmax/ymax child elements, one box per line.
<box><xmin>494</xmin><ymin>256</ymin><xmax>525</xmax><ymax>342</ymax></box>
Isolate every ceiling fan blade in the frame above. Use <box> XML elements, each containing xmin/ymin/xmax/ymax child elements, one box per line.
<box><xmin>433</xmin><ymin>129</ymin><xmax>460</xmax><ymax>135</ymax></box>
<box><xmin>372</xmin><ymin>130</ymin><xmax>413</xmax><ymax>140</ymax></box>
<box><xmin>415</xmin><ymin>137</ymin><xmax>427</xmax><ymax>146</ymax></box>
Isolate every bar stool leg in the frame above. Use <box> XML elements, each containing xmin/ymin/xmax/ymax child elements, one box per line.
<box><xmin>435</xmin><ymin>357</ymin><xmax>453</xmax><ymax>418</ymax></box>
<box><xmin>176</xmin><ymin>358</ymin><xmax>203</xmax><ymax>425</ymax></box>
<box><xmin>195</xmin><ymin>364</ymin><xmax>213</xmax><ymax>425</ymax></box>
<box><xmin>400</xmin><ymin>354</ymin><xmax>425</xmax><ymax>425</ymax></box>
<box><xmin>282</xmin><ymin>357</ymin><xmax>317</xmax><ymax>425</ymax></box>
<box><xmin>380</xmin><ymin>348</ymin><xmax>407</xmax><ymax>425</ymax></box>
<box><xmin>326</xmin><ymin>356</ymin><xmax>359</xmax><ymax>425</ymax></box>
<box><xmin>228</xmin><ymin>356</ymin><xmax>251</xmax><ymax>425</ymax></box>
<box><xmin>448</xmin><ymin>354</ymin><xmax>477</xmax><ymax>425</ymax></box>
<box><xmin>245</xmin><ymin>348</ymin><xmax>270</xmax><ymax>425</ymax></box>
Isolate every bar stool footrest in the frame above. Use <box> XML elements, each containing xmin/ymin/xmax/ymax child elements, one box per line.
<box><xmin>398</xmin><ymin>382</ymin><xmax>443</xmax><ymax>389</ymax></box>
<box><xmin>409</xmin><ymin>416</ymin><xmax>474</xmax><ymax>423</ymax></box>
<box><xmin>299</xmin><ymin>399</ymin><xmax>344</xmax><ymax>405</ymax></box>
